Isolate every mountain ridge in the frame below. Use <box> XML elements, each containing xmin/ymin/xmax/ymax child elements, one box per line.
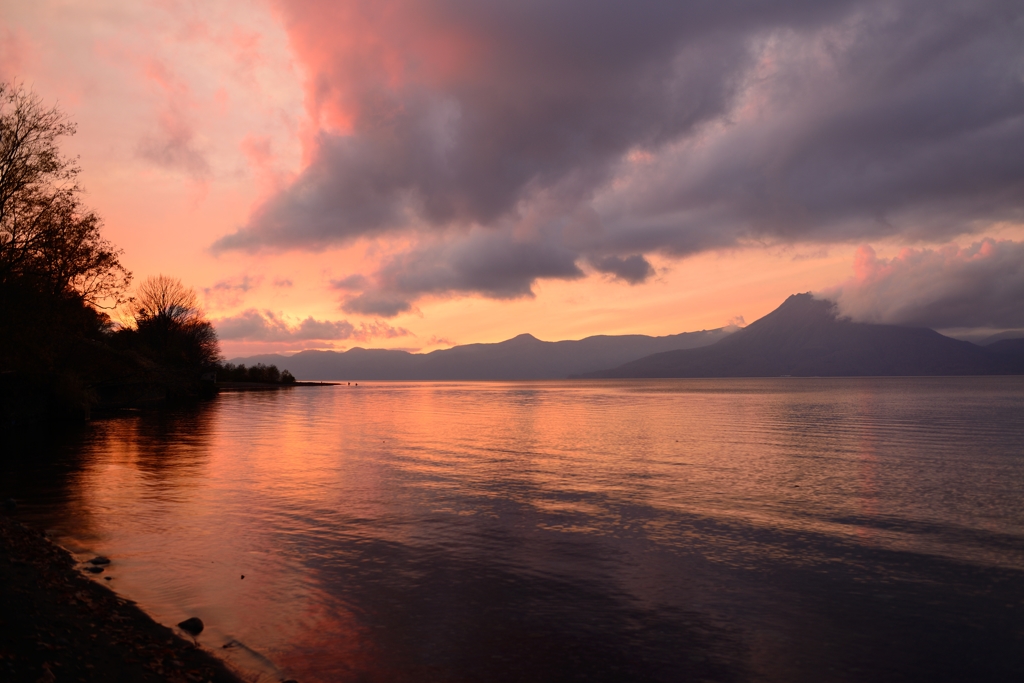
<box><xmin>576</xmin><ymin>294</ymin><xmax>1024</xmax><ymax>378</ymax></box>
<box><xmin>228</xmin><ymin>328</ymin><xmax>733</xmax><ymax>380</ymax></box>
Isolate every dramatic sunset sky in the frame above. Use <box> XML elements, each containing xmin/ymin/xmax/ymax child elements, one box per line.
<box><xmin>3</xmin><ymin>0</ymin><xmax>1022</xmax><ymax>357</ymax></box>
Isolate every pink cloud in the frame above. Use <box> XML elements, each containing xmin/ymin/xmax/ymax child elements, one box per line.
<box><xmin>214</xmin><ymin>308</ymin><xmax>411</xmax><ymax>343</ymax></box>
<box><xmin>823</xmin><ymin>239</ymin><xmax>1024</xmax><ymax>330</ymax></box>
<box><xmin>0</xmin><ymin>28</ymin><xmax>35</xmax><ymax>83</ymax></box>
<box><xmin>203</xmin><ymin>275</ymin><xmax>263</xmax><ymax>311</ymax></box>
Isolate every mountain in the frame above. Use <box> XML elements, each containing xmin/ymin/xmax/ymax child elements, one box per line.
<box><xmin>978</xmin><ymin>329</ymin><xmax>1024</xmax><ymax>346</ymax></box>
<box><xmin>577</xmin><ymin>294</ymin><xmax>1024</xmax><ymax>378</ymax></box>
<box><xmin>228</xmin><ymin>328</ymin><xmax>732</xmax><ymax>380</ymax></box>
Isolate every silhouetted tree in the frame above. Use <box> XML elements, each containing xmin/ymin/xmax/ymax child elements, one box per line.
<box><xmin>245</xmin><ymin>363</ymin><xmax>280</xmax><ymax>383</ymax></box>
<box><xmin>0</xmin><ymin>83</ymin><xmax>131</xmax><ymax>386</ymax></box>
<box><xmin>121</xmin><ymin>275</ymin><xmax>222</xmax><ymax>370</ymax></box>
<box><xmin>0</xmin><ymin>82</ymin><xmax>230</xmax><ymax>421</ymax></box>
<box><xmin>220</xmin><ymin>362</ymin><xmax>247</xmax><ymax>381</ymax></box>
<box><xmin>0</xmin><ymin>82</ymin><xmax>130</xmax><ymax>307</ymax></box>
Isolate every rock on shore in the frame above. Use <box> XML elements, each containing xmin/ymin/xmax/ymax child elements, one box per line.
<box><xmin>0</xmin><ymin>514</ymin><xmax>244</xmax><ymax>682</ymax></box>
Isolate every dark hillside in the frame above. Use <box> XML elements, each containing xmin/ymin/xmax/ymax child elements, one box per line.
<box><xmin>578</xmin><ymin>294</ymin><xmax>1016</xmax><ymax>378</ymax></box>
<box><xmin>229</xmin><ymin>328</ymin><xmax>731</xmax><ymax>380</ymax></box>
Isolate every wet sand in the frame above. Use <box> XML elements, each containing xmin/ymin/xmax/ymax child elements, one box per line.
<box><xmin>0</xmin><ymin>513</ymin><xmax>246</xmax><ymax>683</ymax></box>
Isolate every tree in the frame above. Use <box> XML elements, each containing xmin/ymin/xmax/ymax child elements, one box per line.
<box><xmin>31</xmin><ymin>189</ymin><xmax>131</xmax><ymax>305</ymax></box>
<box><xmin>123</xmin><ymin>275</ymin><xmax>222</xmax><ymax>370</ymax></box>
<box><xmin>130</xmin><ymin>274</ymin><xmax>202</xmax><ymax>324</ymax></box>
<box><xmin>0</xmin><ymin>82</ymin><xmax>130</xmax><ymax>308</ymax></box>
<box><xmin>0</xmin><ymin>82</ymin><xmax>218</xmax><ymax>418</ymax></box>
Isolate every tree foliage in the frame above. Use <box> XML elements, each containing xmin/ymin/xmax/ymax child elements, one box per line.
<box><xmin>120</xmin><ymin>275</ymin><xmax>222</xmax><ymax>370</ymax></box>
<box><xmin>0</xmin><ymin>83</ymin><xmax>220</xmax><ymax>420</ymax></box>
<box><xmin>0</xmin><ymin>82</ymin><xmax>130</xmax><ymax>307</ymax></box>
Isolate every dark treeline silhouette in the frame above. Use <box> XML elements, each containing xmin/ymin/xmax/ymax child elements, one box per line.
<box><xmin>0</xmin><ymin>82</ymin><xmax>133</xmax><ymax>422</ymax></box>
<box><xmin>0</xmin><ymin>83</ymin><xmax>294</xmax><ymax>424</ymax></box>
<box><xmin>219</xmin><ymin>362</ymin><xmax>295</xmax><ymax>384</ymax></box>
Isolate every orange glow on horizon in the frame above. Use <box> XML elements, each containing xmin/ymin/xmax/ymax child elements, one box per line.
<box><xmin>4</xmin><ymin>0</ymin><xmax>1022</xmax><ymax>360</ymax></box>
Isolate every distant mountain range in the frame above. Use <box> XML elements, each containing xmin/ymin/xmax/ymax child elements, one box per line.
<box><xmin>228</xmin><ymin>328</ymin><xmax>732</xmax><ymax>380</ymax></box>
<box><xmin>576</xmin><ymin>294</ymin><xmax>1024</xmax><ymax>378</ymax></box>
<box><xmin>229</xmin><ymin>294</ymin><xmax>1024</xmax><ymax>381</ymax></box>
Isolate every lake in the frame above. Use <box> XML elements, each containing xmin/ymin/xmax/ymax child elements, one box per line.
<box><xmin>3</xmin><ymin>378</ymin><xmax>1024</xmax><ymax>682</ymax></box>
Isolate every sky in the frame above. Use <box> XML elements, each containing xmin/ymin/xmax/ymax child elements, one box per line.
<box><xmin>3</xmin><ymin>0</ymin><xmax>1023</xmax><ymax>358</ymax></box>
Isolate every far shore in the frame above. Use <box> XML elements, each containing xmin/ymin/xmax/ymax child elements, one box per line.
<box><xmin>216</xmin><ymin>380</ymin><xmax>339</xmax><ymax>391</ymax></box>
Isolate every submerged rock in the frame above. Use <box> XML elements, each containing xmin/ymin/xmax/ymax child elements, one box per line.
<box><xmin>84</xmin><ymin>565</ymin><xmax>104</xmax><ymax>574</ymax></box>
<box><xmin>178</xmin><ymin>617</ymin><xmax>205</xmax><ymax>636</ymax></box>
<box><xmin>88</xmin><ymin>556</ymin><xmax>111</xmax><ymax>565</ymax></box>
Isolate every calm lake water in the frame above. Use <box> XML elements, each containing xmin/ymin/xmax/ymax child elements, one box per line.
<box><xmin>4</xmin><ymin>378</ymin><xmax>1024</xmax><ymax>682</ymax></box>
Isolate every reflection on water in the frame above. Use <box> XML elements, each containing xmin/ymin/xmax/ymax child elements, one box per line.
<box><xmin>4</xmin><ymin>378</ymin><xmax>1024</xmax><ymax>682</ymax></box>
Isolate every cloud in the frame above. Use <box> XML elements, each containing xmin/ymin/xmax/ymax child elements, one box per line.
<box><xmin>137</xmin><ymin>107</ymin><xmax>210</xmax><ymax>178</ymax></box>
<box><xmin>0</xmin><ymin>29</ymin><xmax>33</xmax><ymax>84</ymax></box>
<box><xmin>136</xmin><ymin>58</ymin><xmax>211</xmax><ymax>178</ymax></box>
<box><xmin>823</xmin><ymin>239</ymin><xmax>1024</xmax><ymax>329</ymax></box>
<box><xmin>340</xmin><ymin>291</ymin><xmax>414</xmax><ymax>318</ymax></box>
<box><xmin>589</xmin><ymin>254</ymin><xmax>655</xmax><ymax>284</ymax></box>
<box><xmin>210</xmin><ymin>0</ymin><xmax>1024</xmax><ymax>310</ymax></box>
<box><xmin>272</xmin><ymin>277</ymin><xmax>293</xmax><ymax>287</ymax></box>
<box><xmin>338</xmin><ymin>230</ymin><xmax>584</xmax><ymax>316</ymax></box>
<box><xmin>329</xmin><ymin>274</ymin><xmax>369</xmax><ymax>291</ymax></box>
<box><xmin>203</xmin><ymin>275</ymin><xmax>262</xmax><ymax>310</ymax></box>
<box><xmin>214</xmin><ymin>309</ymin><xmax>411</xmax><ymax>342</ymax></box>
<box><xmin>426</xmin><ymin>335</ymin><xmax>456</xmax><ymax>348</ymax></box>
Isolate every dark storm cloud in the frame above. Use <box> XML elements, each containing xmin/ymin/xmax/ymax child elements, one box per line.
<box><xmin>590</xmin><ymin>255</ymin><xmax>655</xmax><ymax>285</ymax></box>
<box><xmin>214</xmin><ymin>0</ymin><xmax>1024</xmax><ymax>315</ymax></box>
<box><xmin>593</xmin><ymin>1</ymin><xmax>1024</xmax><ymax>254</ymax></box>
<box><xmin>340</xmin><ymin>231</ymin><xmax>584</xmax><ymax>316</ymax></box>
<box><xmin>823</xmin><ymin>240</ymin><xmax>1024</xmax><ymax>330</ymax></box>
<box><xmin>213</xmin><ymin>15</ymin><xmax>756</xmax><ymax>251</ymax></box>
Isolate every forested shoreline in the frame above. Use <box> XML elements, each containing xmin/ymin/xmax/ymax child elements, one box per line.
<box><xmin>0</xmin><ymin>83</ymin><xmax>295</xmax><ymax>425</ymax></box>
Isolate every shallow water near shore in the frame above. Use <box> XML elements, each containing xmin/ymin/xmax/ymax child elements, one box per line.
<box><xmin>4</xmin><ymin>377</ymin><xmax>1024</xmax><ymax>682</ymax></box>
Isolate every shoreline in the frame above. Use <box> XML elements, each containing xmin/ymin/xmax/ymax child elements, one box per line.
<box><xmin>0</xmin><ymin>513</ymin><xmax>249</xmax><ymax>683</ymax></box>
<box><xmin>216</xmin><ymin>381</ymin><xmax>339</xmax><ymax>391</ymax></box>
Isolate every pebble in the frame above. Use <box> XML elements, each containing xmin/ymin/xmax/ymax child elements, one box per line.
<box><xmin>177</xmin><ymin>617</ymin><xmax>205</xmax><ymax>636</ymax></box>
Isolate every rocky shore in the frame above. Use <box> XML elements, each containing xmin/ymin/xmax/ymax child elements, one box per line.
<box><xmin>0</xmin><ymin>513</ymin><xmax>246</xmax><ymax>683</ymax></box>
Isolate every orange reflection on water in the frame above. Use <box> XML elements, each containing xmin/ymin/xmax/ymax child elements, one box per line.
<box><xmin>7</xmin><ymin>377</ymin><xmax>1024</xmax><ymax>683</ymax></box>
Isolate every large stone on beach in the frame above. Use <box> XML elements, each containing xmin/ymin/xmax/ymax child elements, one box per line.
<box><xmin>177</xmin><ymin>617</ymin><xmax>204</xmax><ymax>636</ymax></box>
